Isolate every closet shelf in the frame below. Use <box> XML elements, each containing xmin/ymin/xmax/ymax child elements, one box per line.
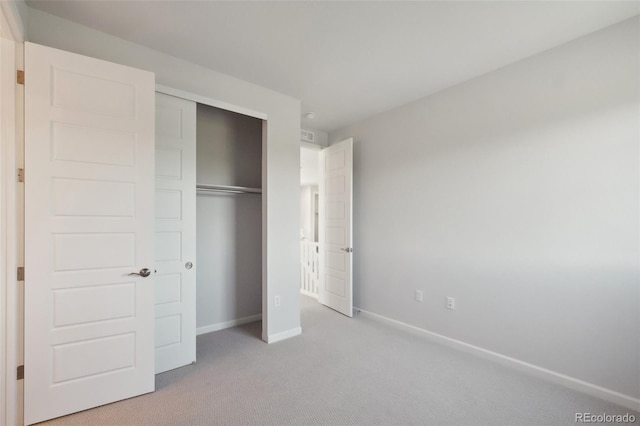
<box><xmin>196</xmin><ymin>184</ymin><xmax>262</xmax><ymax>194</ymax></box>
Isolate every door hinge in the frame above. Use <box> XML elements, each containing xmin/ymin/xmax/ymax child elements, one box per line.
<box><xmin>17</xmin><ymin>168</ymin><xmax>24</xmax><ymax>183</ymax></box>
<box><xmin>17</xmin><ymin>365</ymin><xmax>24</xmax><ymax>380</ymax></box>
<box><xmin>16</xmin><ymin>70</ymin><xmax>24</xmax><ymax>85</ymax></box>
<box><xmin>17</xmin><ymin>267</ymin><xmax>24</xmax><ymax>281</ymax></box>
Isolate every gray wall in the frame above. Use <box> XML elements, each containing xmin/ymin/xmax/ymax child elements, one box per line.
<box><xmin>196</xmin><ymin>105</ymin><xmax>262</xmax><ymax>329</ymax></box>
<box><xmin>28</xmin><ymin>7</ymin><xmax>301</xmax><ymax>341</ymax></box>
<box><xmin>197</xmin><ymin>105</ymin><xmax>262</xmax><ymax>188</ymax></box>
<box><xmin>330</xmin><ymin>18</ymin><xmax>640</xmax><ymax>399</ymax></box>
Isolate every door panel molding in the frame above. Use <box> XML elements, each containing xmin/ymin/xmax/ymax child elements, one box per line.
<box><xmin>24</xmin><ymin>42</ymin><xmax>155</xmax><ymax>425</ymax></box>
<box><xmin>318</xmin><ymin>138</ymin><xmax>353</xmax><ymax>317</ymax></box>
<box><xmin>154</xmin><ymin>92</ymin><xmax>196</xmax><ymax>374</ymax></box>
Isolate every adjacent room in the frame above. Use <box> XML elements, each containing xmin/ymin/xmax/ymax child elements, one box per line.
<box><xmin>1</xmin><ymin>1</ymin><xmax>638</xmax><ymax>425</ymax></box>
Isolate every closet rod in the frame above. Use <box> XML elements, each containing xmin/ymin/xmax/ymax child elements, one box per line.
<box><xmin>196</xmin><ymin>184</ymin><xmax>262</xmax><ymax>194</ymax></box>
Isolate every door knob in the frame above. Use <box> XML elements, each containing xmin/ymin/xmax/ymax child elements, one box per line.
<box><xmin>340</xmin><ymin>247</ymin><xmax>353</xmax><ymax>253</ymax></box>
<box><xmin>129</xmin><ymin>268</ymin><xmax>151</xmax><ymax>277</ymax></box>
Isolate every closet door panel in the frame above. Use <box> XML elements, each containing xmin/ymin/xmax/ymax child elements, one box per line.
<box><xmin>154</xmin><ymin>93</ymin><xmax>196</xmax><ymax>373</ymax></box>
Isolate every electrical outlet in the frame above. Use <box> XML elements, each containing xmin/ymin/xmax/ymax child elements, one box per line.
<box><xmin>446</xmin><ymin>296</ymin><xmax>456</xmax><ymax>310</ymax></box>
<box><xmin>415</xmin><ymin>290</ymin><xmax>423</xmax><ymax>302</ymax></box>
<box><xmin>274</xmin><ymin>295</ymin><xmax>281</xmax><ymax>307</ymax></box>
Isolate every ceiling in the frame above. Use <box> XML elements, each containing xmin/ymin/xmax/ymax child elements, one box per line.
<box><xmin>27</xmin><ymin>1</ymin><xmax>640</xmax><ymax>132</ymax></box>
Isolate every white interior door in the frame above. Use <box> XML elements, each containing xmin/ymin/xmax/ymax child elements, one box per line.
<box><xmin>318</xmin><ymin>138</ymin><xmax>353</xmax><ymax>317</ymax></box>
<box><xmin>154</xmin><ymin>92</ymin><xmax>196</xmax><ymax>373</ymax></box>
<box><xmin>24</xmin><ymin>42</ymin><xmax>155</xmax><ymax>425</ymax></box>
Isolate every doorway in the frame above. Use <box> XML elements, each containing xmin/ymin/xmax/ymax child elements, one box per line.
<box><xmin>154</xmin><ymin>92</ymin><xmax>265</xmax><ymax>375</ymax></box>
<box><xmin>194</xmin><ymin>103</ymin><xmax>263</xmax><ymax>337</ymax></box>
<box><xmin>300</xmin><ymin>143</ymin><xmax>320</xmax><ymax>298</ymax></box>
<box><xmin>300</xmin><ymin>138</ymin><xmax>354</xmax><ymax>318</ymax></box>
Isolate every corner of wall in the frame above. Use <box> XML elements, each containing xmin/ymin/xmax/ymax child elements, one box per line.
<box><xmin>0</xmin><ymin>0</ymin><xmax>26</xmax><ymax>41</ymax></box>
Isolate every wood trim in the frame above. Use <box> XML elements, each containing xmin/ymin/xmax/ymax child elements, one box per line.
<box><xmin>356</xmin><ymin>307</ymin><xmax>640</xmax><ymax>412</ymax></box>
<box><xmin>0</xmin><ymin>1</ymin><xmax>25</xmax><ymax>41</ymax></box>
<box><xmin>266</xmin><ymin>327</ymin><xmax>302</xmax><ymax>344</ymax></box>
<box><xmin>1</xmin><ymin>31</ymin><xmax>24</xmax><ymax>426</ymax></box>
<box><xmin>155</xmin><ymin>84</ymin><xmax>268</xmax><ymax>120</ymax></box>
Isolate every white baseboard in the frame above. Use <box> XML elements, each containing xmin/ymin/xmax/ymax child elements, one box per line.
<box><xmin>266</xmin><ymin>327</ymin><xmax>302</xmax><ymax>344</ymax></box>
<box><xmin>196</xmin><ymin>314</ymin><xmax>262</xmax><ymax>336</ymax></box>
<box><xmin>354</xmin><ymin>307</ymin><xmax>640</xmax><ymax>412</ymax></box>
<box><xmin>300</xmin><ymin>289</ymin><xmax>319</xmax><ymax>299</ymax></box>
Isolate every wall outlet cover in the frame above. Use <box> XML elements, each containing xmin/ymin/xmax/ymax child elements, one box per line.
<box><xmin>446</xmin><ymin>296</ymin><xmax>456</xmax><ymax>310</ymax></box>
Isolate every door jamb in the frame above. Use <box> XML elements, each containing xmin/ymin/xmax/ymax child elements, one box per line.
<box><xmin>156</xmin><ymin>85</ymin><xmax>266</xmax><ymax>121</ymax></box>
<box><xmin>1</xmin><ymin>2</ymin><xmax>25</xmax><ymax>425</ymax></box>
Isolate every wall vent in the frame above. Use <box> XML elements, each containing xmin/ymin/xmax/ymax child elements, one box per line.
<box><xmin>301</xmin><ymin>130</ymin><xmax>315</xmax><ymax>143</ymax></box>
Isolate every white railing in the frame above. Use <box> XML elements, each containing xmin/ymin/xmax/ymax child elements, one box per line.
<box><xmin>300</xmin><ymin>241</ymin><xmax>319</xmax><ymax>297</ymax></box>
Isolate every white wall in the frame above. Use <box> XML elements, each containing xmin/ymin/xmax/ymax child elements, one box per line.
<box><xmin>330</xmin><ymin>18</ymin><xmax>640</xmax><ymax>401</ymax></box>
<box><xmin>196</xmin><ymin>105</ymin><xmax>262</xmax><ymax>330</ymax></box>
<box><xmin>300</xmin><ymin>144</ymin><xmax>320</xmax><ymax>186</ymax></box>
<box><xmin>27</xmin><ymin>8</ymin><xmax>301</xmax><ymax>341</ymax></box>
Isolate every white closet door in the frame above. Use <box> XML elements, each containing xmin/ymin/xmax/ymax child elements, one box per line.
<box><xmin>319</xmin><ymin>138</ymin><xmax>353</xmax><ymax>317</ymax></box>
<box><xmin>154</xmin><ymin>92</ymin><xmax>196</xmax><ymax>373</ymax></box>
<box><xmin>24</xmin><ymin>42</ymin><xmax>155</xmax><ymax>425</ymax></box>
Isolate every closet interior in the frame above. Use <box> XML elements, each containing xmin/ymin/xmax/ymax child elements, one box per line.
<box><xmin>195</xmin><ymin>103</ymin><xmax>263</xmax><ymax>334</ymax></box>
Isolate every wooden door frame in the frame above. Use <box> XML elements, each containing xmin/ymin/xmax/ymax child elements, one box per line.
<box><xmin>1</xmin><ymin>2</ymin><xmax>25</xmax><ymax>425</ymax></box>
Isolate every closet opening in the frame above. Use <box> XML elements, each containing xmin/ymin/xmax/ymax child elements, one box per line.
<box><xmin>195</xmin><ymin>103</ymin><xmax>263</xmax><ymax>341</ymax></box>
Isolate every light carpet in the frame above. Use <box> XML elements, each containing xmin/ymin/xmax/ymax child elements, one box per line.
<box><xmin>42</xmin><ymin>295</ymin><xmax>638</xmax><ymax>425</ymax></box>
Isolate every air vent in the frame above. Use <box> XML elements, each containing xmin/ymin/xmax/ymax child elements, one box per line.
<box><xmin>301</xmin><ymin>130</ymin><xmax>315</xmax><ymax>143</ymax></box>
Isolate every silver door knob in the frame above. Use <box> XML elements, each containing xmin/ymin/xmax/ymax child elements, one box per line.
<box><xmin>129</xmin><ymin>268</ymin><xmax>151</xmax><ymax>277</ymax></box>
<box><xmin>340</xmin><ymin>247</ymin><xmax>353</xmax><ymax>253</ymax></box>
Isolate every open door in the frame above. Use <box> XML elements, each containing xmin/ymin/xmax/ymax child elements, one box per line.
<box><xmin>318</xmin><ymin>138</ymin><xmax>353</xmax><ymax>317</ymax></box>
<box><xmin>154</xmin><ymin>92</ymin><xmax>197</xmax><ymax>373</ymax></box>
<box><xmin>24</xmin><ymin>42</ymin><xmax>155</xmax><ymax>424</ymax></box>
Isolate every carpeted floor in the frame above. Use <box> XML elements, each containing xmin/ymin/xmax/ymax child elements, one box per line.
<box><xmin>42</xmin><ymin>295</ymin><xmax>638</xmax><ymax>425</ymax></box>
